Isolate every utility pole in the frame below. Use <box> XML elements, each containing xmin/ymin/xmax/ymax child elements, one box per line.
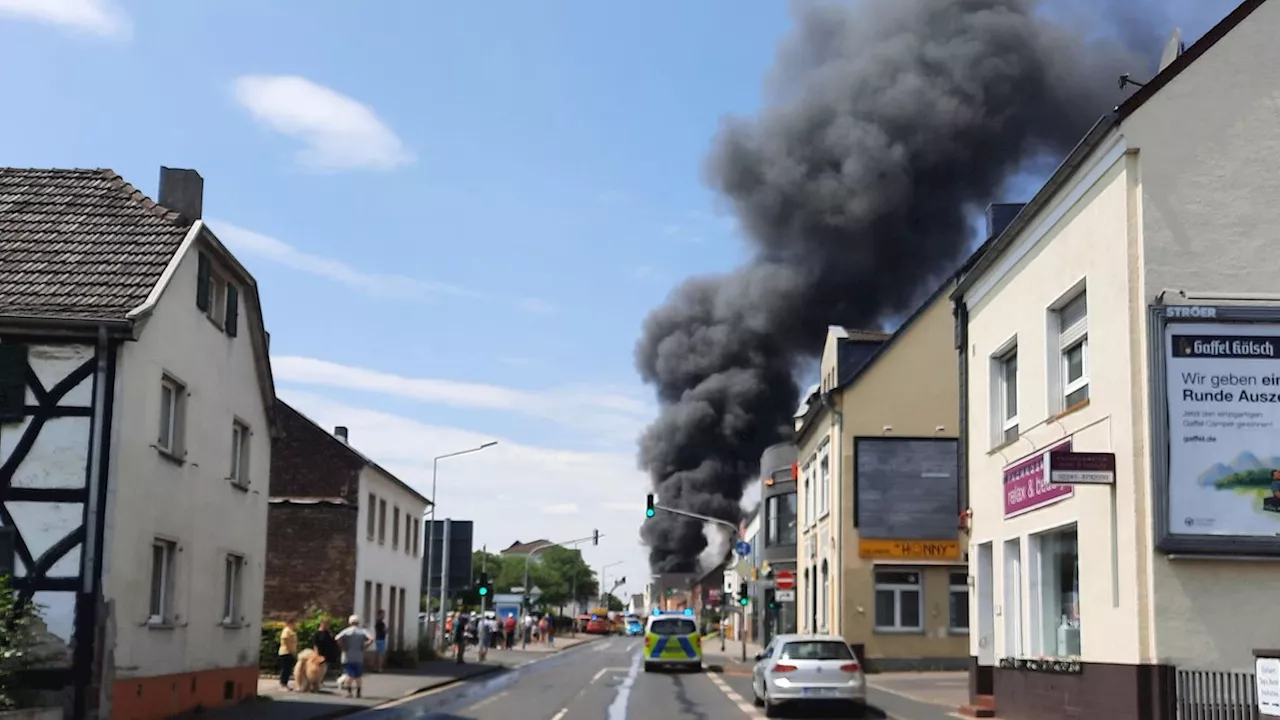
<box><xmin>480</xmin><ymin>545</ymin><xmax>488</xmax><ymax>616</ymax></box>
<box><xmin>437</xmin><ymin>518</ymin><xmax>451</xmax><ymax>651</ymax></box>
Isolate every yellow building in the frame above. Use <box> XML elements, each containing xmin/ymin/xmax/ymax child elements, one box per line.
<box><xmin>794</xmin><ymin>286</ymin><xmax>969</xmax><ymax>670</ymax></box>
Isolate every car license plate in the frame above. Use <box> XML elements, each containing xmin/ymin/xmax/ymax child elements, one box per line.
<box><xmin>802</xmin><ymin>687</ymin><xmax>838</xmax><ymax>697</ymax></box>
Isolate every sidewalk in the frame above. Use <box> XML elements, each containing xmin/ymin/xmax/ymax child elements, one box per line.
<box><xmin>188</xmin><ymin>636</ymin><xmax>601</xmax><ymax>720</ymax></box>
<box><xmin>701</xmin><ymin>636</ymin><xmax>763</xmax><ymax>672</ymax></box>
<box><xmin>865</xmin><ymin>670</ymin><xmax>971</xmax><ymax>708</ymax></box>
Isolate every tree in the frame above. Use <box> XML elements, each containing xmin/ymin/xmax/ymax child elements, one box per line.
<box><xmin>604</xmin><ymin>593</ymin><xmax>625</xmax><ymax>612</ymax></box>
<box><xmin>0</xmin><ymin>576</ymin><xmax>42</xmax><ymax>710</ymax></box>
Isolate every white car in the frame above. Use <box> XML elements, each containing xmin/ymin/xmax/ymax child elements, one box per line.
<box><xmin>751</xmin><ymin>634</ymin><xmax>867</xmax><ymax>718</ymax></box>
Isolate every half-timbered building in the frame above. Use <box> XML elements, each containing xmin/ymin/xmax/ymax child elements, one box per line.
<box><xmin>0</xmin><ymin>166</ymin><xmax>276</xmax><ymax>719</ymax></box>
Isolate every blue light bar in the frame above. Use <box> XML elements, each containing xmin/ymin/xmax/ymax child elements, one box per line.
<box><xmin>684</xmin><ymin>608</ymin><xmax>693</xmax><ymax>616</ymax></box>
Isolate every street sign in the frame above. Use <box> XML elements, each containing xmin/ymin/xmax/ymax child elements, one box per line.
<box><xmin>775</xmin><ymin>590</ymin><xmax>795</xmax><ymax>602</ymax></box>
<box><xmin>1047</xmin><ymin>451</ymin><xmax>1116</xmax><ymax>485</ymax></box>
<box><xmin>734</xmin><ymin>559</ymin><xmax>751</xmax><ymax>576</ymax></box>
<box><xmin>735</xmin><ymin>540</ymin><xmax>751</xmax><ymax>556</ymax></box>
<box><xmin>775</xmin><ymin>570</ymin><xmax>795</xmax><ymax>591</ymax></box>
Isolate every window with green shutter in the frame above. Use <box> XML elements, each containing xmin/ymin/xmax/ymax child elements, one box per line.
<box><xmin>196</xmin><ymin>252</ymin><xmax>211</xmax><ymax>311</ymax></box>
<box><xmin>225</xmin><ymin>285</ymin><xmax>239</xmax><ymax>337</ymax></box>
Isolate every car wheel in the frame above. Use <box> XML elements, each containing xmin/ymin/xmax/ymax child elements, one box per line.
<box><xmin>643</xmin><ymin>662</ymin><xmax>654</xmax><ymax>673</ymax></box>
<box><xmin>763</xmin><ymin>693</ymin><xmax>782</xmax><ymax>718</ymax></box>
<box><xmin>751</xmin><ymin>681</ymin><xmax>764</xmax><ymax>707</ymax></box>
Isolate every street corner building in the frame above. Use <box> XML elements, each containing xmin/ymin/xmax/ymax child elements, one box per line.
<box><xmin>264</xmin><ymin>400</ymin><xmax>428</xmax><ymax>656</ymax></box>
<box><xmin>792</xmin><ymin>286</ymin><xmax>969</xmax><ymax>672</ymax></box>
<box><xmin>0</xmin><ymin>167</ymin><xmax>276</xmax><ymax>718</ymax></box>
<box><xmin>953</xmin><ymin>2</ymin><xmax>1280</xmax><ymax>718</ymax></box>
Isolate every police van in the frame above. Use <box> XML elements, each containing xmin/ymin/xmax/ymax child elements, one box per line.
<box><xmin>643</xmin><ymin>608</ymin><xmax>703</xmax><ymax>672</ymax></box>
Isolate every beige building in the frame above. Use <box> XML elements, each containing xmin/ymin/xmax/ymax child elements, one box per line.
<box><xmin>953</xmin><ymin>3</ymin><xmax>1280</xmax><ymax>719</ymax></box>
<box><xmin>794</xmin><ymin>288</ymin><xmax>968</xmax><ymax>670</ymax></box>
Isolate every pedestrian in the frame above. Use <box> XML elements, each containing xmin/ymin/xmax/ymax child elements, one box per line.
<box><xmin>544</xmin><ymin>613</ymin><xmax>555</xmax><ymax>647</ymax></box>
<box><xmin>277</xmin><ymin>619</ymin><xmax>298</xmax><ymax>691</ymax></box>
<box><xmin>503</xmin><ymin>612</ymin><xmax>516</xmax><ymax>650</ymax></box>
<box><xmin>453</xmin><ymin>612</ymin><xmax>470</xmax><ymax>664</ymax></box>
<box><xmin>335</xmin><ymin>614</ymin><xmax>373</xmax><ymax>699</ymax></box>
<box><xmin>477</xmin><ymin>614</ymin><xmax>491</xmax><ymax>661</ymax></box>
<box><xmin>374</xmin><ymin>609</ymin><xmax>388</xmax><ymax>672</ymax></box>
<box><xmin>313</xmin><ymin>618</ymin><xmax>339</xmax><ymax>684</ymax></box>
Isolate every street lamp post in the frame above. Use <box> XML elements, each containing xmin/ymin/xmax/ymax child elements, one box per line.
<box><xmin>424</xmin><ymin>441</ymin><xmax>497</xmax><ymax>650</ymax></box>
<box><xmin>599</xmin><ymin>561</ymin><xmax>623</xmax><ymax>607</ymax></box>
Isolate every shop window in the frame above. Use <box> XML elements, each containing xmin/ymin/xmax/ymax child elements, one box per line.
<box><xmin>873</xmin><ymin>569</ymin><xmax>922</xmax><ymax>632</ymax></box>
<box><xmin>1002</xmin><ymin>538</ymin><xmax>1023</xmax><ymax>657</ymax></box>
<box><xmin>1033</xmin><ymin>525</ymin><xmax>1080</xmax><ymax>657</ymax></box>
<box><xmin>949</xmin><ymin>570</ymin><xmax>969</xmax><ymax>632</ymax></box>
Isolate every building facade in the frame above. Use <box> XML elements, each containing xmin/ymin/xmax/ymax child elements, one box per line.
<box><xmin>955</xmin><ymin>4</ymin><xmax>1280</xmax><ymax>717</ymax></box>
<box><xmin>796</xmin><ymin>292</ymin><xmax>968</xmax><ymax>671</ymax></box>
<box><xmin>758</xmin><ymin>442</ymin><xmax>798</xmax><ymax>640</ymax></box>
<box><xmin>0</xmin><ymin>167</ymin><xmax>276</xmax><ymax>719</ymax></box>
<box><xmin>265</xmin><ymin>400</ymin><xmax>427</xmax><ymax>655</ymax></box>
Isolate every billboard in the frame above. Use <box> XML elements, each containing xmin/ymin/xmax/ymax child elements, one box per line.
<box><xmin>855</xmin><ymin>437</ymin><xmax>960</xmax><ymax>543</ymax></box>
<box><xmin>422</xmin><ymin>520</ymin><xmax>474</xmax><ymax>596</ymax></box>
<box><xmin>1151</xmin><ymin>305</ymin><xmax>1280</xmax><ymax>555</ymax></box>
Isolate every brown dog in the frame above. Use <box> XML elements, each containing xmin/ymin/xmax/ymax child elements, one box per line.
<box><xmin>293</xmin><ymin>648</ymin><xmax>327</xmax><ymax>692</ymax></box>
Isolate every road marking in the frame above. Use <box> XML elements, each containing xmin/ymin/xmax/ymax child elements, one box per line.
<box><xmin>605</xmin><ymin>645</ymin><xmax>642</xmax><ymax>720</ymax></box>
<box><xmin>550</xmin><ymin>710</ymin><xmax>567</xmax><ymax>720</ymax></box>
<box><xmin>462</xmin><ymin>690</ymin><xmax>508</xmax><ymax>712</ymax></box>
<box><xmin>707</xmin><ymin>673</ymin><xmax>759</xmax><ymax>716</ymax></box>
<box><xmin>591</xmin><ymin>667</ymin><xmax>630</xmax><ymax>684</ymax></box>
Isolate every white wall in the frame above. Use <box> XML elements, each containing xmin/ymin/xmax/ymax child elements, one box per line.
<box><xmin>964</xmin><ymin>145</ymin><xmax>1148</xmax><ymax>665</ymax></box>
<box><xmin>101</xmin><ymin>242</ymin><xmax>271</xmax><ymax>678</ymax></box>
<box><xmin>2</xmin><ymin>343</ymin><xmax>97</xmax><ymax>655</ymax></box>
<box><xmin>1121</xmin><ymin>0</ymin><xmax>1280</xmax><ymax>672</ymax></box>
<box><xmin>355</xmin><ymin>466</ymin><xmax>427</xmax><ymax>651</ymax></box>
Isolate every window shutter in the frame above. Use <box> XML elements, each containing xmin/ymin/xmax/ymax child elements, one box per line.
<box><xmin>225</xmin><ymin>284</ymin><xmax>239</xmax><ymax>337</ymax></box>
<box><xmin>196</xmin><ymin>253</ymin><xmax>211</xmax><ymax>311</ymax></box>
<box><xmin>1059</xmin><ymin>293</ymin><xmax>1087</xmax><ymax>350</ymax></box>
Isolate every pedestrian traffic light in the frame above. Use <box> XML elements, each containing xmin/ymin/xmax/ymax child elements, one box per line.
<box><xmin>593</xmin><ymin>529</ymin><xmax>599</xmax><ymax>546</ymax></box>
<box><xmin>477</xmin><ymin>572</ymin><xmax>492</xmax><ymax>597</ymax></box>
<box><xmin>645</xmin><ymin>494</ymin><xmax>655</xmax><ymax>517</ymax></box>
<box><xmin>738</xmin><ymin>581</ymin><xmax>749</xmax><ymax>606</ymax></box>
<box><xmin>765</xmin><ymin>588</ymin><xmax>778</xmax><ymax>610</ymax></box>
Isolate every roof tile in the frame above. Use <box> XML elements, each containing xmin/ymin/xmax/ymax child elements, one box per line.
<box><xmin>0</xmin><ymin>168</ymin><xmax>191</xmax><ymax>321</ymax></box>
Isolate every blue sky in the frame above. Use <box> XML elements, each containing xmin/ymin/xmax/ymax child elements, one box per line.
<box><xmin>0</xmin><ymin>0</ymin><xmax>1238</xmax><ymax>601</ymax></box>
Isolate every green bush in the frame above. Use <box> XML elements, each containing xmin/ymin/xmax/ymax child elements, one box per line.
<box><xmin>0</xmin><ymin>575</ymin><xmax>43</xmax><ymax>710</ymax></box>
<box><xmin>259</xmin><ymin>605</ymin><xmax>343</xmax><ymax>672</ymax></box>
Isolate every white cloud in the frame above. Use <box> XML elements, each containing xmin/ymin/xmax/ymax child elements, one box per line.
<box><xmin>211</xmin><ymin>219</ymin><xmax>554</xmax><ymax>313</ymax></box>
<box><xmin>0</xmin><ymin>0</ymin><xmax>128</xmax><ymax>37</ymax></box>
<box><xmin>271</xmin><ymin>356</ymin><xmax>655</xmax><ymax>450</ymax></box>
<box><xmin>232</xmin><ymin>74</ymin><xmax>413</xmax><ymax>173</ymax></box>
<box><xmin>280</xmin><ymin>389</ymin><xmax>652</xmax><ymax>600</ymax></box>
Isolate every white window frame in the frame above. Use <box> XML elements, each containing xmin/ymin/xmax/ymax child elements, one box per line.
<box><xmin>149</xmin><ymin>539</ymin><xmax>176</xmax><ymax>625</ymax></box>
<box><xmin>222</xmin><ymin>553</ymin><xmax>244</xmax><ymax>626</ymax></box>
<box><xmin>948</xmin><ymin>569</ymin><xmax>970</xmax><ymax>633</ymax></box>
<box><xmin>1057</xmin><ymin>292</ymin><xmax>1089</xmax><ymax>411</ymax></box>
<box><xmin>818</xmin><ymin>439</ymin><xmax>830</xmax><ymax>518</ymax></box>
<box><xmin>230</xmin><ymin>420</ymin><xmax>250</xmax><ymax>486</ymax></box>
<box><xmin>873</xmin><ymin>568</ymin><xmax>923</xmax><ymax>633</ymax></box>
<box><xmin>205</xmin><ymin>266</ymin><xmax>227</xmax><ymax>327</ymax></box>
<box><xmin>993</xmin><ymin>347</ymin><xmax>1019</xmax><ymax>446</ymax></box>
<box><xmin>158</xmin><ymin>375</ymin><xmax>185</xmax><ymax>455</ymax></box>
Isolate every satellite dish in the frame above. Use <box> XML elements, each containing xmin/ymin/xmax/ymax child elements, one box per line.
<box><xmin>1159</xmin><ymin>28</ymin><xmax>1185</xmax><ymax>72</ymax></box>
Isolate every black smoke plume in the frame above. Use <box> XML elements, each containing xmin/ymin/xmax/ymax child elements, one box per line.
<box><xmin>636</xmin><ymin>0</ymin><xmax>1165</xmax><ymax>572</ymax></box>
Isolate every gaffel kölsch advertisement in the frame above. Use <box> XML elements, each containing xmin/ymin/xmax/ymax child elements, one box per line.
<box><xmin>1168</xmin><ymin>323</ymin><xmax>1280</xmax><ymax>535</ymax></box>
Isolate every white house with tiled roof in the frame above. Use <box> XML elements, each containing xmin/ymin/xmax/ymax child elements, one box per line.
<box><xmin>0</xmin><ymin>166</ymin><xmax>275</xmax><ymax>720</ymax></box>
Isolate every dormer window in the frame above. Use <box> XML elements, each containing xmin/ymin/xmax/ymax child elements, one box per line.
<box><xmin>196</xmin><ymin>251</ymin><xmax>240</xmax><ymax>337</ymax></box>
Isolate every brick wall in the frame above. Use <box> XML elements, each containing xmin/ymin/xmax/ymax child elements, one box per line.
<box><xmin>263</xmin><ymin>502</ymin><xmax>358</xmax><ymax>619</ymax></box>
<box><xmin>270</xmin><ymin>400</ymin><xmax>363</xmax><ymax>498</ymax></box>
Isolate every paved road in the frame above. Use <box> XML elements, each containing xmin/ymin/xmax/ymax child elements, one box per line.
<box><xmin>345</xmin><ymin>636</ymin><xmax>962</xmax><ymax>720</ymax></box>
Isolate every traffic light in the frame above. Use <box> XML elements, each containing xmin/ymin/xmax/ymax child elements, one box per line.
<box><xmin>738</xmin><ymin>581</ymin><xmax>749</xmax><ymax>606</ymax></box>
<box><xmin>645</xmin><ymin>494</ymin><xmax>655</xmax><ymax>518</ymax></box>
<box><xmin>765</xmin><ymin>588</ymin><xmax>778</xmax><ymax>610</ymax></box>
<box><xmin>477</xmin><ymin>572</ymin><xmax>491</xmax><ymax>597</ymax></box>
<box><xmin>593</xmin><ymin>529</ymin><xmax>599</xmax><ymax>546</ymax></box>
